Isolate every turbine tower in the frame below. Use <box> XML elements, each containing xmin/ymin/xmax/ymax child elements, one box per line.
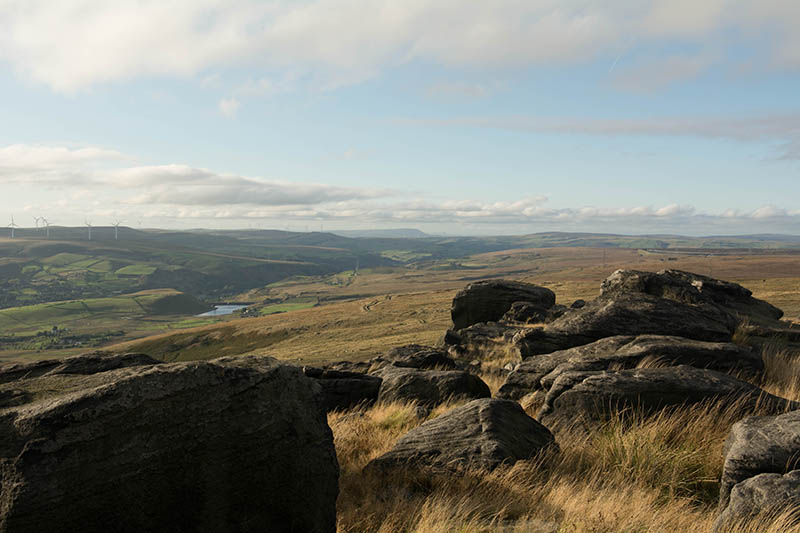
<box><xmin>43</xmin><ymin>218</ymin><xmax>52</xmax><ymax>239</ymax></box>
<box><xmin>33</xmin><ymin>216</ymin><xmax>42</xmax><ymax>230</ymax></box>
<box><xmin>8</xmin><ymin>215</ymin><xmax>19</xmax><ymax>239</ymax></box>
<box><xmin>112</xmin><ymin>220</ymin><xmax>122</xmax><ymax>240</ymax></box>
<box><xmin>85</xmin><ymin>220</ymin><xmax>93</xmax><ymax>241</ymax></box>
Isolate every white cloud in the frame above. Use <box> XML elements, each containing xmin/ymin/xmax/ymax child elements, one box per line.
<box><xmin>2</xmin><ymin>1</ymin><xmax>800</xmax><ymax>92</ymax></box>
<box><xmin>2</xmin><ymin>143</ymin><xmax>799</xmax><ymax>234</ymax></box>
<box><xmin>218</xmin><ymin>97</ymin><xmax>240</xmax><ymax>117</ymax></box>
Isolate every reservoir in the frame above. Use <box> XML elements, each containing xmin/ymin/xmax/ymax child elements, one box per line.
<box><xmin>197</xmin><ymin>304</ymin><xmax>248</xmax><ymax>317</ymax></box>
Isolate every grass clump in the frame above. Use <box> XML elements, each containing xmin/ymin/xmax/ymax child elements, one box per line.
<box><xmin>331</xmin><ymin>393</ymin><xmax>800</xmax><ymax>532</ymax></box>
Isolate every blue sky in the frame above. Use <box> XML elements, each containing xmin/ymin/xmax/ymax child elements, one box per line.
<box><xmin>1</xmin><ymin>1</ymin><xmax>799</xmax><ymax>235</ymax></box>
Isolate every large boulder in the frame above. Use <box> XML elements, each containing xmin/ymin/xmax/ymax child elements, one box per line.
<box><xmin>714</xmin><ymin>470</ymin><xmax>800</xmax><ymax>531</ymax></box>
<box><xmin>377</xmin><ymin>366</ymin><xmax>491</xmax><ymax>406</ymax></box>
<box><xmin>514</xmin><ymin>293</ymin><xmax>735</xmax><ymax>357</ymax></box>
<box><xmin>601</xmin><ymin>269</ymin><xmax>783</xmax><ymax>324</ymax></box>
<box><xmin>451</xmin><ymin>280</ymin><xmax>555</xmax><ymax>330</ymax></box>
<box><xmin>0</xmin><ymin>353</ymin><xmax>339</xmax><ymax>533</ymax></box>
<box><xmin>539</xmin><ymin>365</ymin><xmax>795</xmax><ymax>428</ymax></box>
<box><xmin>303</xmin><ymin>366</ymin><xmax>382</xmax><ymax>411</ymax></box>
<box><xmin>720</xmin><ymin>410</ymin><xmax>800</xmax><ymax>510</ymax></box>
<box><xmin>498</xmin><ymin>335</ymin><xmax>762</xmax><ymax>401</ymax></box>
<box><xmin>366</xmin><ymin>398</ymin><xmax>555</xmax><ymax>471</ymax></box>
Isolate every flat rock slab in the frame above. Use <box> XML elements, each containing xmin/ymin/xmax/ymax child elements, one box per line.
<box><xmin>451</xmin><ymin>280</ymin><xmax>555</xmax><ymax>330</ymax></box>
<box><xmin>377</xmin><ymin>366</ymin><xmax>491</xmax><ymax>406</ymax></box>
<box><xmin>0</xmin><ymin>353</ymin><xmax>338</xmax><ymax>533</ymax></box>
<box><xmin>720</xmin><ymin>409</ymin><xmax>800</xmax><ymax>510</ymax></box>
<box><xmin>515</xmin><ymin>293</ymin><xmax>735</xmax><ymax>357</ymax></box>
<box><xmin>539</xmin><ymin>365</ymin><xmax>795</xmax><ymax>428</ymax></box>
<box><xmin>497</xmin><ymin>335</ymin><xmax>762</xmax><ymax>401</ymax></box>
<box><xmin>714</xmin><ymin>470</ymin><xmax>800</xmax><ymax>531</ymax></box>
<box><xmin>367</xmin><ymin>398</ymin><xmax>556</xmax><ymax>471</ymax></box>
<box><xmin>303</xmin><ymin>366</ymin><xmax>382</xmax><ymax>411</ymax></box>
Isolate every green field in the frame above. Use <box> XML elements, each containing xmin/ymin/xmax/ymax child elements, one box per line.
<box><xmin>0</xmin><ymin>289</ymin><xmax>225</xmax><ymax>360</ymax></box>
<box><xmin>258</xmin><ymin>298</ymin><xmax>318</xmax><ymax>315</ymax></box>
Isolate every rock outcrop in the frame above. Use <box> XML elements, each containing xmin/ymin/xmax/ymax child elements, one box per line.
<box><xmin>304</xmin><ymin>366</ymin><xmax>382</xmax><ymax>411</ymax></box>
<box><xmin>514</xmin><ymin>293</ymin><xmax>735</xmax><ymax>357</ymax></box>
<box><xmin>601</xmin><ymin>269</ymin><xmax>784</xmax><ymax>324</ymax></box>
<box><xmin>497</xmin><ymin>335</ymin><xmax>762</xmax><ymax>401</ymax></box>
<box><xmin>451</xmin><ymin>280</ymin><xmax>555</xmax><ymax>330</ymax></box>
<box><xmin>714</xmin><ymin>470</ymin><xmax>800</xmax><ymax>531</ymax></box>
<box><xmin>377</xmin><ymin>366</ymin><xmax>491</xmax><ymax>406</ymax></box>
<box><xmin>539</xmin><ymin>365</ymin><xmax>795</xmax><ymax>428</ymax></box>
<box><xmin>367</xmin><ymin>398</ymin><xmax>555</xmax><ymax>471</ymax></box>
<box><xmin>0</xmin><ymin>353</ymin><xmax>339</xmax><ymax>533</ymax></box>
<box><xmin>720</xmin><ymin>410</ymin><xmax>800</xmax><ymax>511</ymax></box>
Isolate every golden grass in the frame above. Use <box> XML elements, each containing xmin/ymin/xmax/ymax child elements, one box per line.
<box><xmin>331</xmin><ymin>349</ymin><xmax>800</xmax><ymax>532</ymax></box>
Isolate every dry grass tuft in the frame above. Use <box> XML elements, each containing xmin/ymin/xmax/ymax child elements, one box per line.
<box><xmin>331</xmin><ymin>392</ymin><xmax>800</xmax><ymax>531</ymax></box>
<box><xmin>759</xmin><ymin>341</ymin><xmax>800</xmax><ymax>401</ymax></box>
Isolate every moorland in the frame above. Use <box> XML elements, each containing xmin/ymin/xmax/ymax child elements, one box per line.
<box><xmin>2</xmin><ymin>227</ymin><xmax>800</xmax><ymax>531</ymax></box>
<box><xmin>1</xmin><ymin>226</ymin><xmax>799</xmax><ymax>363</ymax></box>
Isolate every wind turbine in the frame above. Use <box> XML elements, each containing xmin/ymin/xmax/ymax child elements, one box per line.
<box><xmin>112</xmin><ymin>220</ymin><xmax>122</xmax><ymax>240</ymax></box>
<box><xmin>32</xmin><ymin>216</ymin><xmax>41</xmax><ymax>231</ymax></box>
<box><xmin>8</xmin><ymin>215</ymin><xmax>19</xmax><ymax>239</ymax></box>
<box><xmin>85</xmin><ymin>220</ymin><xmax>93</xmax><ymax>241</ymax></box>
<box><xmin>42</xmin><ymin>218</ymin><xmax>52</xmax><ymax>239</ymax></box>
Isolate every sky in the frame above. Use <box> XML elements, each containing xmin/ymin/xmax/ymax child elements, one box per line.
<box><xmin>1</xmin><ymin>0</ymin><xmax>800</xmax><ymax>236</ymax></box>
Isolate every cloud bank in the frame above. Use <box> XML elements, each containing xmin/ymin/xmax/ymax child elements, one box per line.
<box><xmin>1</xmin><ymin>1</ymin><xmax>800</xmax><ymax>92</ymax></box>
<box><xmin>1</xmin><ymin>143</ymin><xmax>798</xmax><ymax>234</ymax></box>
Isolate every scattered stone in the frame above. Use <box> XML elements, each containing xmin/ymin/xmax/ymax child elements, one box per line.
<box><xmin>303</xmin><ymin>366</ymin><xmax>382</xmax><ymax>411</ymax></box>
<box><xmin>451</xmin><ymin>280</ymin><xmax>555</xmax><ymax>330</ymax></box>
<box><xmin>720</xmin><ymin>410</ymin><xmax>800</xmax><ymax>510</ymax></box>
<box><xmin>714</xmin><ymin>470</ymin><xmax>800</xmax><ymax>531</ymax></box>
<box><xmin>0</xmin><ymin>353</ymin><xmax>339</xmax><ymax>533</ymax></box>
<box><xmin>377</xmin><ymin>366</ymin><xmax>491</xmax><ymax>406</ymax></box>
<box><xmin>366</xmin><ymin>398</ymin><xmax>556</xmax><ymax>471</ymax></box>
<box><xmin>570</xmin><ymin>299</ymin><xmax>586</xmax><ymax>309</ymax></box>
<box><xmin>514</xmin><ymin>293</ymin><xmax>735</xmax><ymax>357</ymax></box>
<box><xmin>539</xmin><ymin>365</ymin><xmax>795</xmax><ymax>428</ymax></box>
<box><xmin>497</xmin><ymin>335</ymin><xmax>762</xmax><ymax>401</ymax></box>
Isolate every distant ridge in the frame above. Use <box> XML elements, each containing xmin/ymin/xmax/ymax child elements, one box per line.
<box><xmin>332</xmin><ymin>228</ymin><xmax>430</xmax><ymax>239</ymax></box>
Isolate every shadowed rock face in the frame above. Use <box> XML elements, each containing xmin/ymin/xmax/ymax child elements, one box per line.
<box><xmin>713</xmin><ymin>470</ymin><xmax>800</xmax><ymax>531</ymax></box>
<box><xmin>366</xmin><ymin>398</ymin><xmax>555</xmax><ymax>471</ymax></box>
<box><xmin>303</xmin><ymin>366</ymin><xmax>382</xmax><ymax>411</ymax></box>
<box><xmin>451</xmin><ymin>280</ymin><xmax>555</xmax><ymax>331</ymax></box>
<box><xmin>377</xmin><ymin>366</ymin><xmax>491</xmax><ymax>406</ymax></box>
<box><xmin>497</xmin><ymin>335</ymin><xmax>762</xmax><ymax>401</ymax></box>
<box><xmin>601</xmin><ymin>269</ymin><xmax>784</xmax><ymax>324</ymax></box>
<box><xmin>384</xmin><ymin>344</ymin><xmax>457</xmax><ymax>370</ymax></box>
<box><xmin>538</xmin><ymin>365</ymin><xmax>796</xmax><ymax>428</ymax></box>
<box><xmin>514</xmin><ymin>293</ymin><xmax>735</xmax><ymax>357</ymax></box>
<box><xmin>0</xmin><ymin>353</ymin><xmax>339</xmax><ymax>533</ymax></box>
<box><xmin>719</xmin><ymin>410</ymin><xmax>800</xmax><ymax>512</ymax></box>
